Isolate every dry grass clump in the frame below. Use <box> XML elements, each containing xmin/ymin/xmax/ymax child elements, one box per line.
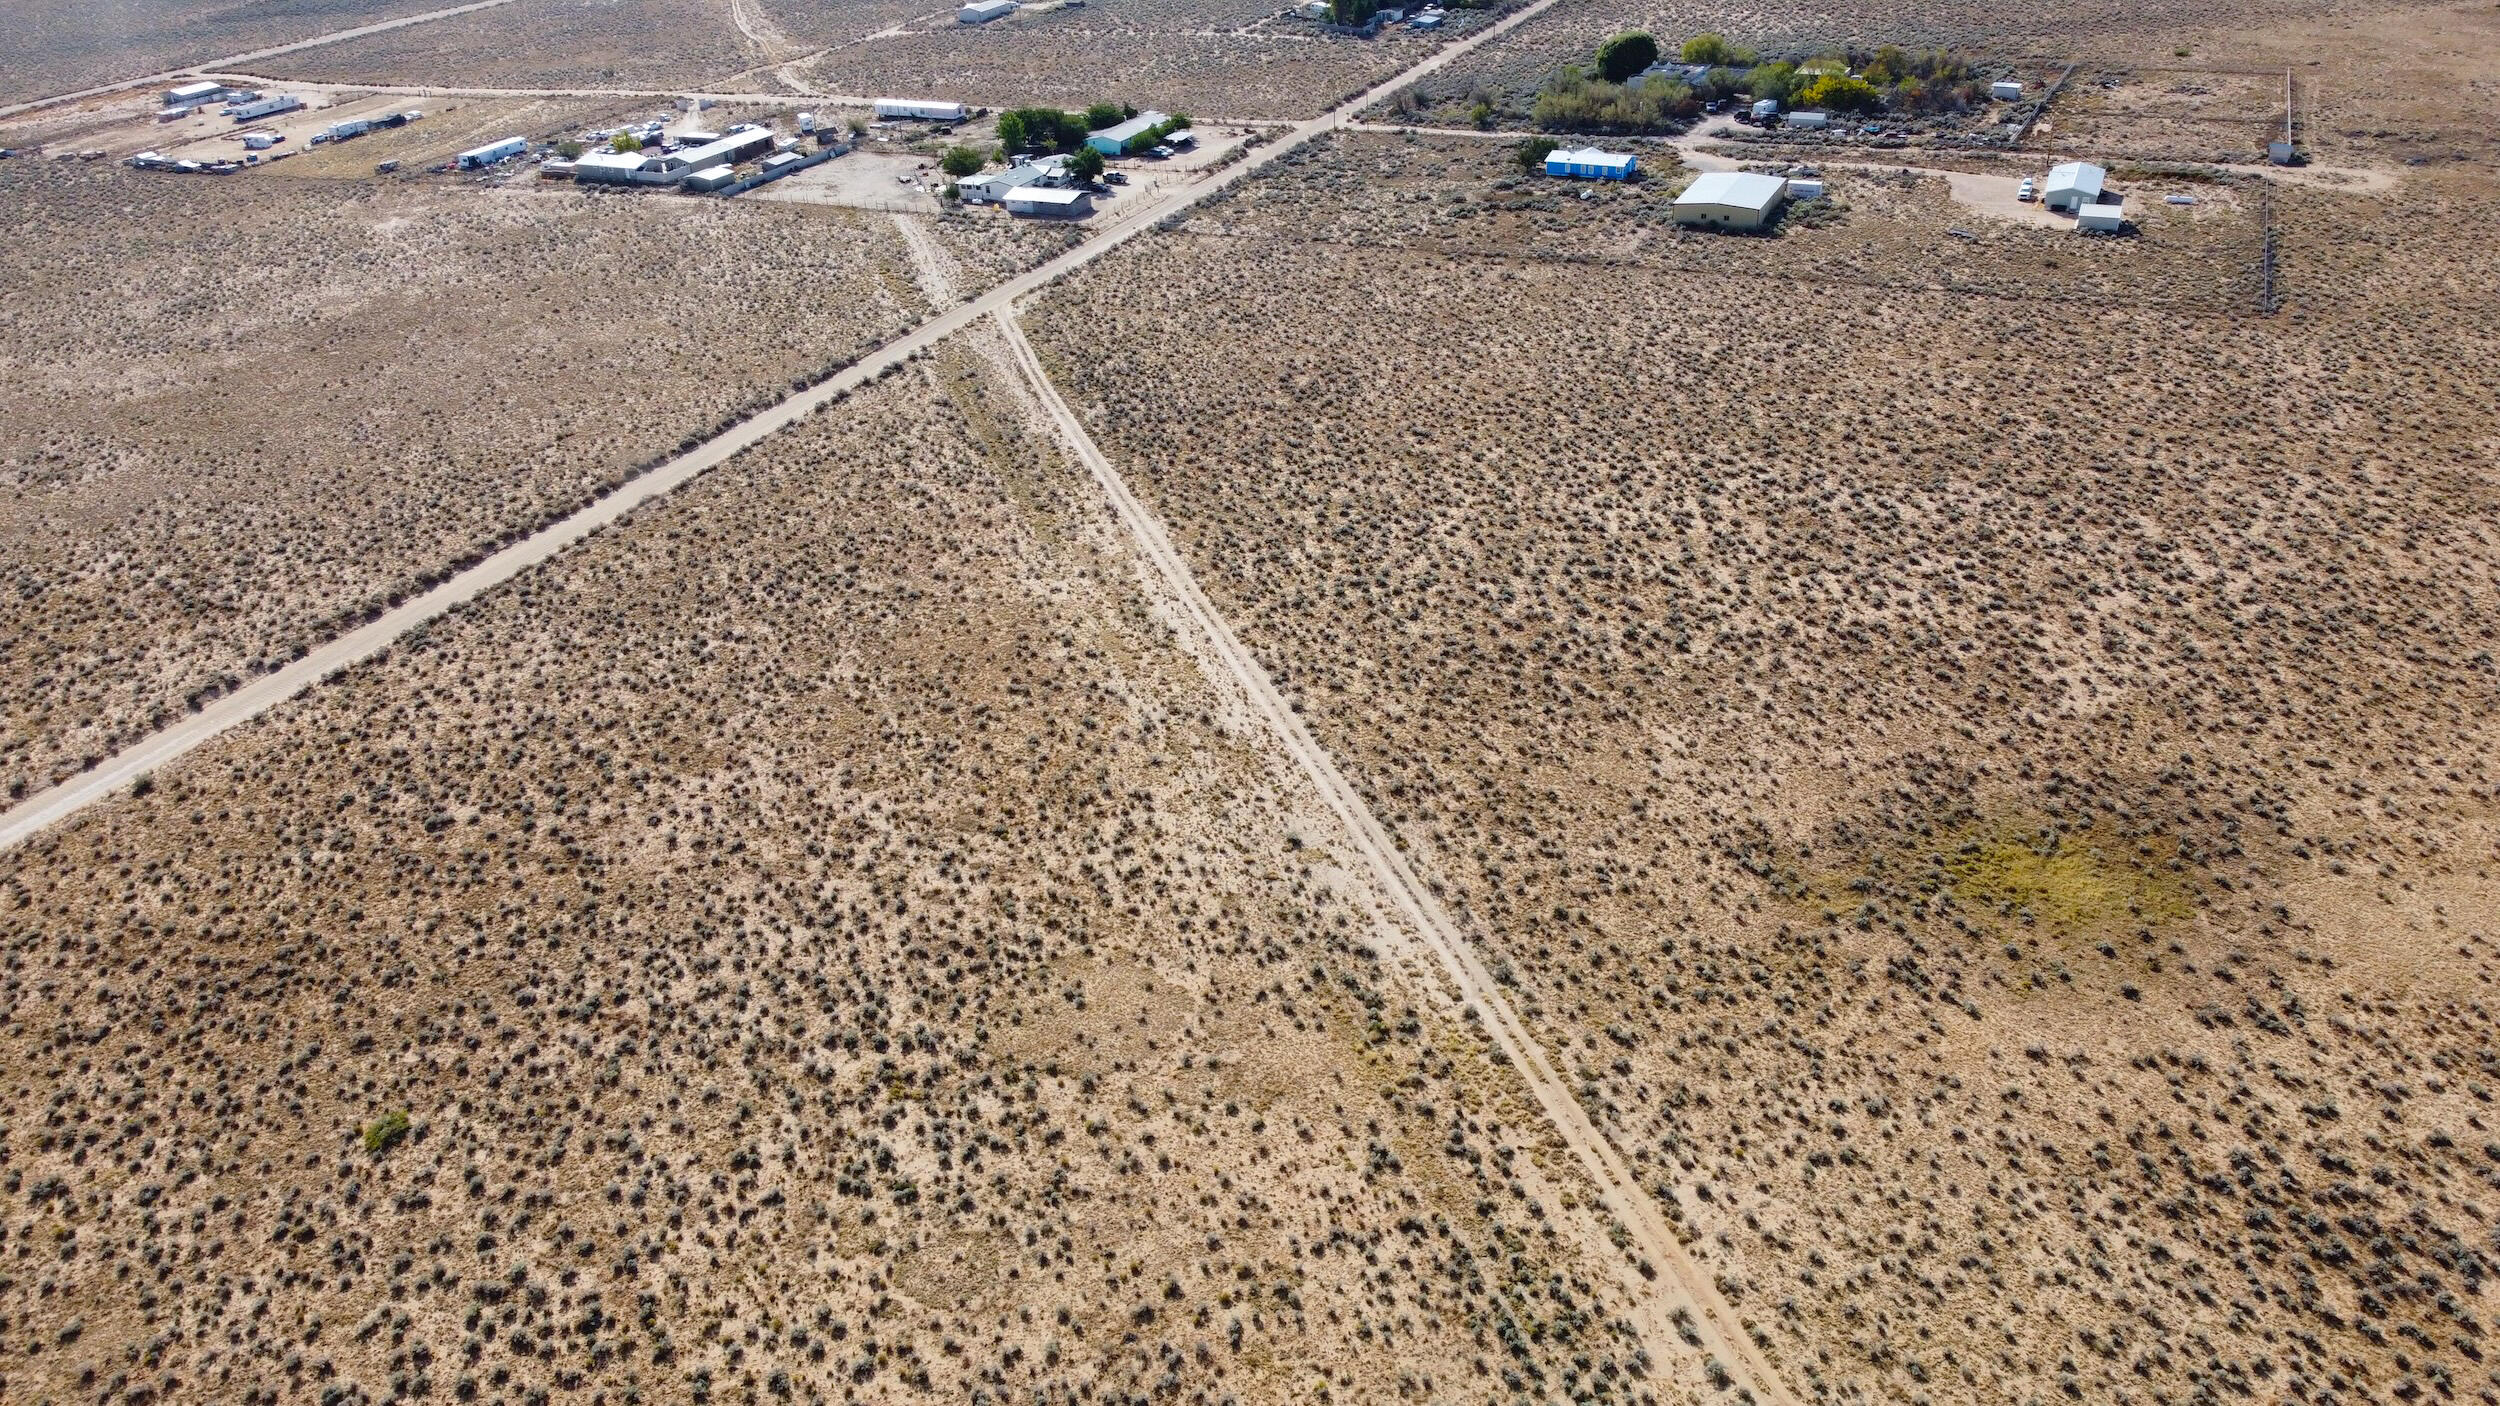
<box><xmin>1025</xmin><ymin>140</ymin><xmax>2500</xmax><ymax>1406</ymax></box>
<box><xmin>792</xmin><ymin>0</ymin><xmax>1488</xmax><ymax>123</ymax></box>
<box><xmin>0</xmin><ymin>160</ymin><xmax>1067</xmax><ymax>801</ymax></box>
<box><xmin>0</xmin><ymin>329</ymin><xmax>1692</xmax><ymax>1406</ymax></box>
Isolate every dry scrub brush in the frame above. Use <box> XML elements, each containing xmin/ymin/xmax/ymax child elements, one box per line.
<box><xmin>1025</xmin><ymin>159</ymin><xmax>2500</xmax><ymax>1406</ymax></box>
<box><xmin>256</xmin><ymin>0</ymin><xmax>776</xmax><ymax>91</ymax></box>
<box><xmin>794</xmin><ymin>0</ymin><xmax>1475</xmax><ymax>124</ymax></box>
<box><xmin>0</xmin><ymin>330</ymin><xmax>1687</xmax><ymax>1406</ymax></box>
<box><xmin>0</xmin><ymin>163</ymin><xmax>964</xmax><ymax>802</ymax></box>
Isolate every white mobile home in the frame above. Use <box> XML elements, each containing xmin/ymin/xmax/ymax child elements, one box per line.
<box><xmin>456</xmin><ymin>136</ymin><xmax>529</xmax><ymax>169</ymax></box>
<box><xmin>875</xmin><ymin>98</ymin><xmax>968</xmax><ymax>122</ymax></box>
<box><xmin>1672</xmin><ymin>171</ymin><xmax>1789</xmax><ymax>230</ymax></box>
<box><xmin>960</xmin><ymin>0</ymin><xmax>1017</xmax><ymax>20</ymax></box>
<box><xmin>227</xmin><ymin>95</ymin><xmax>303</xmax><ymax>122</ymax></box>
<box><xmin>1544</xmin><ymin>146</ymin><xmax>1636</xmax><ymax>180</ymax></box>
<box><xmin>1785</xmin><ymin>109</ymin><xmax>1829</xmax><ymax>129</ymax></box>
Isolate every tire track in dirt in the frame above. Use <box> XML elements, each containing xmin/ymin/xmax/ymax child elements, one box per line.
<box><xmin>993</xmin><ymin>309</ymin><xmax>1802</xmax><ymax>1406</ymax></box>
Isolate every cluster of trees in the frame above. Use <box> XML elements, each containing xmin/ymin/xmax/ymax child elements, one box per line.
<box><xmin>1330</xmin><ymin>0</ymin><xmax>1380</xmax><ymax>23</ymax></box>
<box><xmin>1532</xmin><ymin>69</ymin><xmax>1695</xmax><ymax>131</ymax></box>
<box><xmin>1666</xmin><ymin>36</ymin><xmax>1983</xmax><ymax>114</ymax></box>
<box><xmin>995</xmin><ymin>106</ymin><xmax>1098</xmax><ymax>153</ymax></box>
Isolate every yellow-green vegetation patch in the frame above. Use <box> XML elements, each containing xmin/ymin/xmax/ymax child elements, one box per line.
<box><xmin>1942</xmin><ymin>827</ymin><xmax>2194</xmax><ymax>933</ymax></box>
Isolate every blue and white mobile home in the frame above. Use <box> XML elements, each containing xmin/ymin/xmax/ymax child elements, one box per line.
<box><xmin>1544</xmin><ymin>146</ymin><xmax>1636</xmax><ymax>180</ymax></box>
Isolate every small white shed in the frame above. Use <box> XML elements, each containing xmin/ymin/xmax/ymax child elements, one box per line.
<box><xmin>1786</xmin><ymin>110</ymin><xmax>1829</xmax><ymax>130</ymax></box>
<box><xmin>2075</xmin><ymin>200</ymin><xmax>2125</xmax><ymax>234</ymax></box>
<box><xmin>1990</xmin><ymin>80</ymin><xmax>2023</xmax><ymax>101</ymax></box>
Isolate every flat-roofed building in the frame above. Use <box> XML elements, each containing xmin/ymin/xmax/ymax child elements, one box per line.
<box><xmin>1005</xmin><ymin>186</ymin><xmax>1093</xmax><ymax>217</ymax></box>
<box><xmin>1543</xmin><ymin>146</ymin><xmax>1636</xmax><ymax>180</ymax></box>
<box><xmin>1672</xmin><ymin>170</ymin><xmax>1789</xmax><ymax>230</ymax></box>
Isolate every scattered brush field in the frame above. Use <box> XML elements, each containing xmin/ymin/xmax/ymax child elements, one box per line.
<box><xmin>1026</xmin><ymin>143</ymin><xmax>2500</xmax><ymax>1405</ymax></box>
<box><xmin>2033</xmin><ymin>69</ymin><xmax>2294</xmax><ymax>166</ymax></box>
<box><xmin>792</xmin><ymin>0</ymin><xmax>1489</xmax><ymax>123</ymax></box>
<box><xmin>255</xmin><ymin>0</ymin><xmax>777</xmax><ymax>92</ymax></box>
<box><xmin>0</xmin><ymin>0</ymin><xmax>460</xmax><ymax>108</ymax></box>
<box><xmin>0</xmin><ymin>331</ymin><xmax>1694</xmax><ymax>1406</ymax></box>
<box><xmin>1183</xmin><ymin>131</ymin><xmax>2263</xmax><ymax>310</ymax></box>
<box><xmin>1384</xmin><ymin>0</ymin><xmax>2401</xmax><ymax>129</ymax></box>
<box><xmin>0</xmin><ymin>162</ymin><xmax>1058</xmax><ymax>803</ymax></box>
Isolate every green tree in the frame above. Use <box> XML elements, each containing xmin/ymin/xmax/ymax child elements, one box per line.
<box><xmin>1083</xmin><ymin>101</ymin><xmax>1126</xmax><ymax>130</ymax></box>
<box><xmin>940</xmin><ymin>144</ymin><xmax>985</xmax><ymax>177</ymax></box>
<box><xmin>1680</xmin><ymin>32</ymin><xmax>1736</xmax><ymax>65</ymax></box>
<box><xmin>609</xmin><ymin>132</ymin><xmax>642</xmax><ymax>153</ymax></box>
<box><xmin>1469</xmin><ymin>99</ymin><xmax>1496</xmax><ymax>128</ymax></box>
<box><xmin>1595</xmin><ymin>30</ymin><xmax>1659</xmax><ymax>83</ymax></box>
<box><xmin>1065</xmin><ymin>145</ymin><xmax>1105</xmax><ymax>180</ymax></box>
<box><xmin>1516</xmin><ymin>135</ymin><xmax>1559</xmax><ymax>172</ymax></box>
<box><xmin>1743</xmin><ymin>61</ymin><xmax>1798</xmax><ymax>103</ymax></box>
<box><xmin>1863</xmin><ymin>43</ymin><xmax>1910</xmax><ymax>85</ymax></box>
<box><xmin>556</xmin><ymin>139</ymin><xmax>585</xmax><ymax>159</ymax></box>
<box><xmin>1329</xmin><ymin>0</ymin><xmax>1379</xmax><ymax>24</ymax></box>
<box><xmin>1799</xmin><ymin>74</ymin><xmax>1881</xmax><ymax>112</ymax></box>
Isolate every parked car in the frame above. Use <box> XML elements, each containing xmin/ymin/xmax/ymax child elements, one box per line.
<box><xmin>1104</xmin><ymin>170</ymin><xmax>1128</xmax><ymax>184</ymax></box>
<box><xmin>2016</xmin><ymin>176</ymin><xmax>2036</xmax><ymax>202</ymax></box>
<box><xmin>1149</xmin><ymin>144</ymin><xmax>1174</xmax><ymax>158</ymax></box>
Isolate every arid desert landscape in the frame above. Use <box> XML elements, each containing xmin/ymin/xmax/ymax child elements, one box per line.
<box><xmin>0</xmin><ymin>0</ymin><xmax>2495</xmax><ymax>1404</ymax></box>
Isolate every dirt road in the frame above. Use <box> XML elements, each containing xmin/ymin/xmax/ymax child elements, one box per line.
<box><xmin>993</xmin><ymin>311</ymin><xmax>1801</xmax><ymax>1406</ymax></box>
<box><xmin>0</xmin><ymin>0</ymin><xmax>522</xmax><ymax>120</ymax></box>
<box><xmin>0</xmin><ymin>0</ymin><xmax>1544</xmax><ymax>844</ymax></box>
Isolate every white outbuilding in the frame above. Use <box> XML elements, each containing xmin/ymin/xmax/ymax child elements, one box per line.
<box><xmin>1005</xmin><ymin>186</ymin><xmax>1093</xmax><ymax>217</ymax></box>
<box><xmin>2042</xmin><ymin>160</ymin><xmax>2106</xmax><ymax>213</ymax></box>
<box><xmin>2075</xmin><ymin>199</ymin><xmax>2125</xmax><ymax>234</ymax></box>
<box><xmin>1990</xmin><ymin>80</ymin><xmax>2023</xmax><ymax>100</ymax></box>
<box><xmin>1785</xmin><ymin>110</ymin><xmax>1829</xmax><ymax>129</ymax></box>
<box><xmin>960</xmin><ymin>0</ymin><xmax>1016</xmax><ymax>21</ymax></box>
<box><xmin>1672</xmin><ymin>170</ymin><xmax>1789</xmax><ymax>230</ymax></box>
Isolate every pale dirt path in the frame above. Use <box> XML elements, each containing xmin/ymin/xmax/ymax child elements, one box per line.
<box><xmin>890</xmin><ymin>211</ymin><xmax>962</xmax><ymax>307</ymax></box>
<box><xmin>0</xmin><ymin>0</ymin><xmax>522</xmax><ymax>119</ymax></box>
<box><xmin>992</xmin><ymin>311</ymin><xmax>1803</xmax><ymax>1406</ymax></box>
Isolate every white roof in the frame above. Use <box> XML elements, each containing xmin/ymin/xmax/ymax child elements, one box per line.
<box><xmin>1676</xmin><ymin>170</ymin><xmax>1788</xmax><ymax>212</ymax></box>
<box><xmin>1548</xmin><ymin>146</ymin><xmax>1634</xmax><ymax>169</ymax></box>
<box><xmin>2075</xmin><ymin>200</ymin><xmax>2124</xmax><ymax>227</ymax></box>
<box><xmin>1094</xmin><ymin>110</ymin><xmax>1170</xmax><ymax>145</ymax></box>
<box><xmin>2045</xmin><ymin>161</ymin><xmax>2105</xmax><ymax>197</ymax></box>
<box><xmin>574</xmin><ymin>150</ymin><xmax>653</xmax><ymax>173</ymax></box>
<box><xmin>1007</xmin><ymin>186</ymin><xmax>1090</xmax><ymax>206</ymax></box>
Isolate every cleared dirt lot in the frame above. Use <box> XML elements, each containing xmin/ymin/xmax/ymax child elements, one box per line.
<box><xmin>0</xmin><ymin>161</ymin><xmax>1057</xmax><ymax>803</ymax></box>
<box><xmin>1026</xmin><ymin>127</ymin><xmax>2500</xmax><ymax>1405</ymax></box>
<box><xmin>0</xmin><ymin>331</ymin><xmax>1697</xmax><ymax>1406</ymax></box>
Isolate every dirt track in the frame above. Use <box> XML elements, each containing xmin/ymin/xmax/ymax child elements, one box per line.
<box><xmin>994</xmin><ymin>309</ymin><xmax>1803</xmax><ymax>1406</ymax></box>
